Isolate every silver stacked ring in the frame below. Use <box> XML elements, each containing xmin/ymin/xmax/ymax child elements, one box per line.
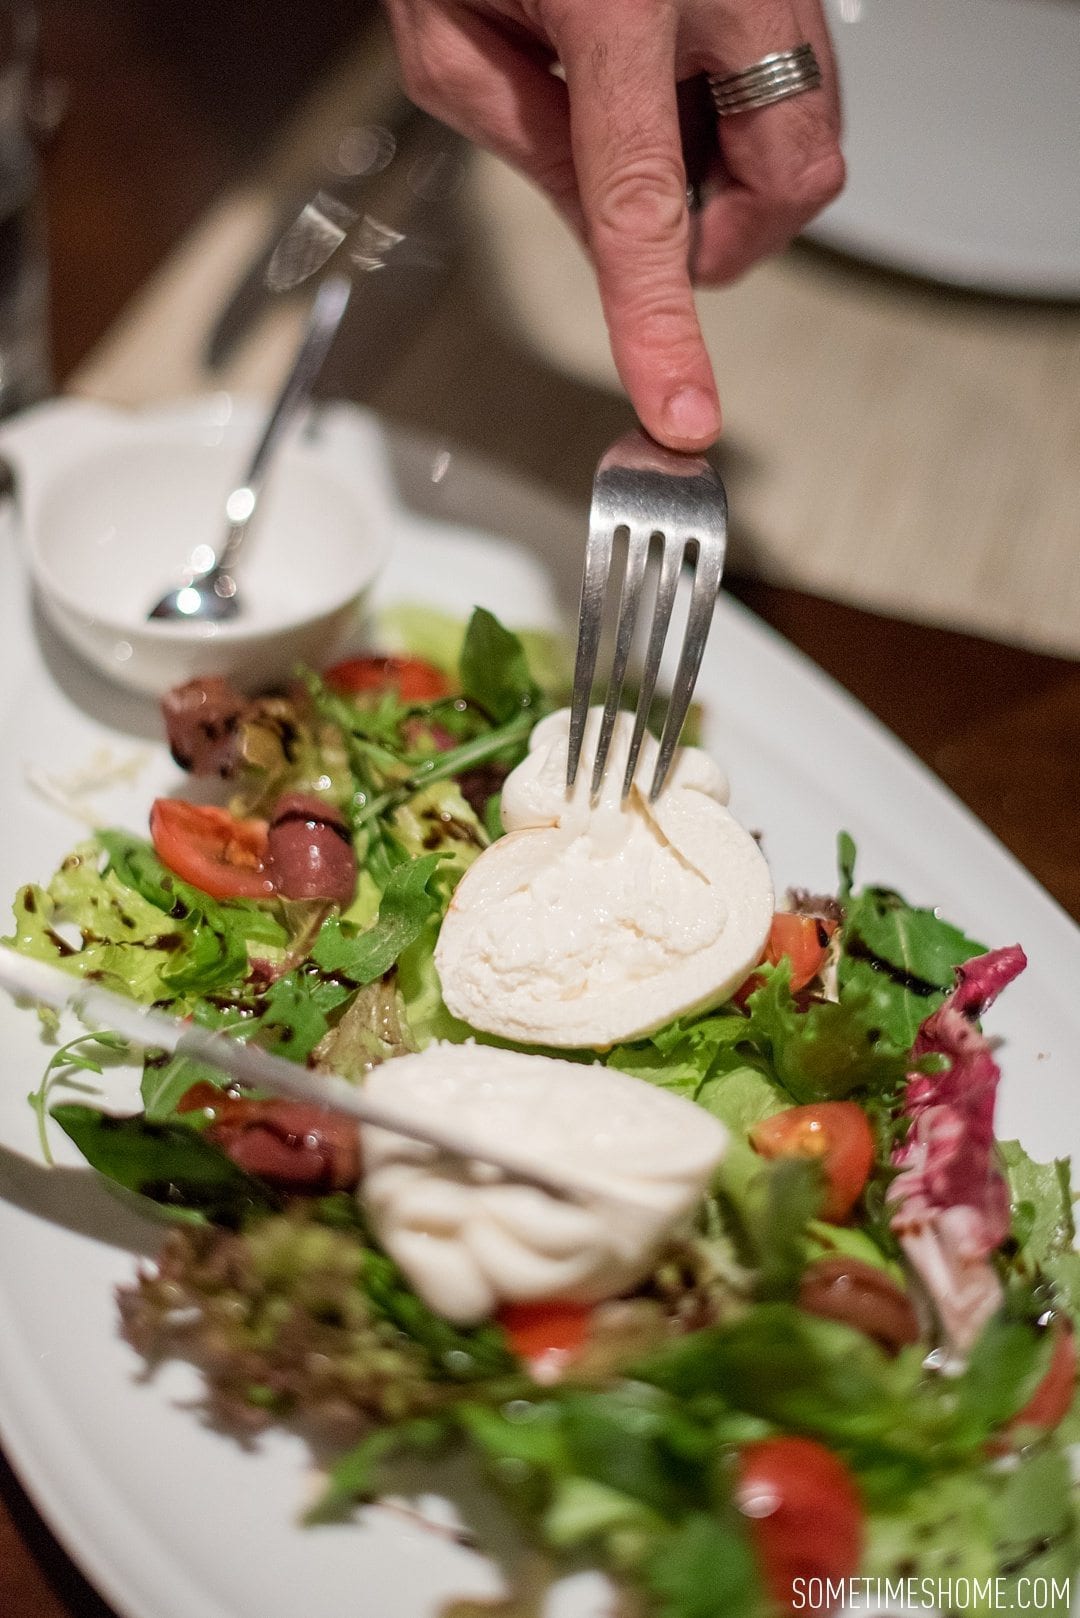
<box><xmin>708</xmin><ymin>44</ymin><xmax>822</xmax><ymax>116</ymax></box>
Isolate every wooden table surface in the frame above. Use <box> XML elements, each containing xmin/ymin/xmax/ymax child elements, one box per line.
<box><xmin>3</xmin><ymin>5</ymin><xmax>1078</xmax><ymax>1616</ymax></box>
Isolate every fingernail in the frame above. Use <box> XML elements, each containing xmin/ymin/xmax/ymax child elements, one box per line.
<box><xmin>661</xmin><ymin>386</ymin><xmax>721</xmax><ymax>445</ymax></box>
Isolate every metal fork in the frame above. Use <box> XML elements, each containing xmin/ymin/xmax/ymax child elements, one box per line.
<box><xmin>567</xmin><ymin>428</ymin><xmax>728</xmax><ymax>804</ymax></box>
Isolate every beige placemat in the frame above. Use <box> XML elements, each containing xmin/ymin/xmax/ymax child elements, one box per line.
<box><xmin>70</xmin><ymin>31</ymin><xmax>1080</xmax><ymax>660</ymax></box>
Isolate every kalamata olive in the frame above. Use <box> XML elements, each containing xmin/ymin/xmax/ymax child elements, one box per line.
<box><xmin>797</xmin><ymin>1255</ymin><xmax>920</xmax><ymax>1355</ymax></box>
<box><xmin>178</xmin><ymin>1081</ymin><xmax>361</xmax><ymax>1191</ymax></box>
<box><xmin>266</xmin><ymin>792</ymin><xmax>356</xmax><ymax>906</ymax></box>
<box><xmin>161</xmin><ymin>676</ymin><xmax>247</xmax><ymax>776</ymax></box>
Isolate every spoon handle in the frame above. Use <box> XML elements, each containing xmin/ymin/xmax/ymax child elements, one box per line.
<box><xmin>216</xmin><ymin>273</ymin><xmax>352</xmax><ymax>574</ymax></box>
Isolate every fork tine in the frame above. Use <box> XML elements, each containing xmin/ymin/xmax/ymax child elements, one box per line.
<box><xmin>622</xmin><ymin>533</ymin><xmax>683</xmax><ymax>801</ymax></box>
<box><xmin>649</xmin><ymin>538</ymin><xmax>724</xmax><ymax>801</ymax></box>
<box><xmin>567</xmin><ymin>522</ymin><xmax>613</xmax><ymax>788</ymax></box>
<box><xmin>590</xmin><ymin>527</ymin><xmax>651</xmax><ymax>798</ymax></box>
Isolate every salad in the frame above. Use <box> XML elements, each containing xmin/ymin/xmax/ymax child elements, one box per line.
<box><xmin>3</xmin><ymin>606</ymin><xmax>1079</xmax><ymax>1618</ymax></box>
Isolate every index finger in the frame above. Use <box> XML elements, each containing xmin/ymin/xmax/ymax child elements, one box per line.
<box><xmin>556</xmin><ymin>4</ymin><xmax>722</xmax><ymax>449</ymax></box>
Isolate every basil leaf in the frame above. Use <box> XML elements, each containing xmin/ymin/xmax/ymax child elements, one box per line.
<box><xmin>51</xmin><ymin>1103</ymin><xmax>280</xmax><ymax>1224</ymax></box>
<box><xmin>459</xmin><ymin>608</ymin><xmax>541</xmax><ymax>723</ymax></box>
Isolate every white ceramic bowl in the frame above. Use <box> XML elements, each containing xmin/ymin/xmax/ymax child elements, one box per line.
<box><xmin>0</xmin><ymin>395</ymin><xmax>393</xmax><ymax>696</ymax></box>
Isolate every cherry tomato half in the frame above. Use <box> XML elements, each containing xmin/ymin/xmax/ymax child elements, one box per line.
<box><xmin>765</xmin><ymin>913</ymin><xmax>837</xmax><ymax>993</ymax></box>
<box><xmin>150</xmin><ymin>799</ymin><xmax>274</xmax><ymax>901</ymax></box>
<box><xmin>750</xmin><ymin>1102</ymin><xmax>875</xmax><ymax>1223</ymax></box>
<box><xmin>498</xmin><ymin>1300</ymin><xmax>592</xmax><ymax>1367</ymax></box>
<box><xmin>736</xmin><ymin>1437</ymin><xmax>862</xmax><ymax>1612</ymax></box>
<box><xmin>324</xmin><ymin>655</ymin><xmax>451</xmax><ymax>703</ymax></box>
<box><xmin>733</xmin><ymin>913</ymin><xmax>837</xmax><ymax>1007</ymax></box>
<box><xmin>1008</xmin><ymin>1317</ymin><xmax>1077</xmax><ymax>1435</ymax></box>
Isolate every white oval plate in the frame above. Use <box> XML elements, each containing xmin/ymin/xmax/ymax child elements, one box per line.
<box><xmin>0</xmin><ymin>406</ymin><xmax>1077</xmax><ymax>1618</ymax></box>
<box><xmin>808</xmin><ymin>0</ymin><xmax>1080</xmax><ymax>297</ymax></box>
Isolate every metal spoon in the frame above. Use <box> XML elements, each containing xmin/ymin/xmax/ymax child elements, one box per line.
<box><xmin>148</xmin><ymin>273</ymin><xmax>352</xmax><ymax>622</ymax></box>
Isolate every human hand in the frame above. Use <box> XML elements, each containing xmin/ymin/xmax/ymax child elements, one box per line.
<box><xmin>380</xmin><ymin>0</ymin><xmax>844</xmax><ymax>450</ymax></box>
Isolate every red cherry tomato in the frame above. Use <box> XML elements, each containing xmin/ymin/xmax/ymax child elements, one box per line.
<box><xmin>1009</xmin><ymin>1318</ymin><xmax>1077</xmax><ymax>1434</ymax></box>
<box><xmin>764</xmin><ymin>914</ymin><xmax>838</xmax><ymax>992</ymax></box>
<box><xmin>498</xmin><ymin>1301</ymin><xmax>592</xmax><ymax>1367</ymax></box>
<box><xmin>733</xmin><ymin>913</ymin><xmax>837</xmax><ymax>1007</ymax></box>
<box><xmin>324</xmin><ymin>655</ymin><xmax>451</xmax><ymax>703</ymax></box>
<box><xmin>750</xmin><ymin>1102</ymin><xmax>875</xmax><ymax>1223</ymax></box>
<box><xmin>736</xmin><ymin>1437</ymin><xmax>862</xmax><ymax>1612</ymax></box>
<box><xmin>150</xmin><ymin>799</ymin><xmax>274</xmax><ymax>901</ymax></box>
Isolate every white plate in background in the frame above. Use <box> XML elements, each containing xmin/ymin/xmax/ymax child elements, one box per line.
<box><xmin>0</xmin><ymin>405</ymin><xmax>1077</xmax><ymax>1618</ymax></box>
<box><xmin>807</xmin><ymin>0</ymin><xmax>1080</xmax><ymax>296</ymax></box>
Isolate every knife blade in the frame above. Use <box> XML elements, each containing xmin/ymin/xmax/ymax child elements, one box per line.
<box><xmin>264</xmin><ymin>109</ymin><xmax>468</xmax><ymax>294</ymax></box>
<box><xmin>0</xmin><ymin>948</ymin><xmax>619</xmax><ymax>1206</ymax></box>
<box><xmin>204</xmin><ymin>97</ymin><xmax>423</xmax><ymax>372</ymax></box>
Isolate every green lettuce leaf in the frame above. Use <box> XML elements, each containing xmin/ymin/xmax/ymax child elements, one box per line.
<box><xmin>865</xmin><ymin>1442</ymin><xmax>1078</xmax><ymax>1608</ymax></box>
<box><xmin>5</xmin><ymin>828</ymin><xmax>297</xmax><ymax>1009</ymax></box>
<box><xmin>744</xmin><ymin>962</ymin><xmax>909</xmax><ymax>1102</ymax></box>
<box><xmin>999</xmin><ymin>1138</ymin><xmax>1080</xmax><ymax>1324</ymax></box>
<box><xmin>606</xmin><ymin>1013</ymin><xmax>752</xmax><ymax>1095</ymax></box>
<box><xmin>390</xmin><ymin>782</ymin><xmax>487</xmax><ymax>876</ymax></box>
<box><xmin>98</xmin><ymin>829</ymin><xmax>285</xmax><ymax>994</ymax></box>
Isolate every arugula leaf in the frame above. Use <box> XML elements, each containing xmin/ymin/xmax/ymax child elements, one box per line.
<box><xmin>51</xmin><ymin>1103</ymin><xmax>280</xmax><ymax>1224</ymax></box>
<box><xmin>360</xmin><ymin>1246</ymin><xmax>516</xmax><ymax>1381</ymax></box>
<box><xmin>141</xmin><ymin>1045</ymin><xmax>225</xmax><ymax>1122</ymax></box>
<box><xmin>254</xmin><ymin>970</ymin><xmax>343</xmax><ymax>1061</ymax></box>
<box><xmin>836</xmin><ymin>835</ymin><xmax>985</xmax><ymax>1051</ymax></box>
<box><xmin>837</xmin><ymin>830</ymin><xmax>857</xmax><ymax>900</ymax></box>
<box><xmin>950</xmin><ymin>1313</ymin><xmax>1054</xmax><ymax>1439</ymax></box>
<box><xmin>311</xmin><ymin>854</ymin><xmax>445</xmax><ymax>985</ymax></box>
<box><xmin>459</xmin><ymin>608</ymin><xmax>542</xmax><ymax>723</ymax></box>
<box><xmin>828</xmin><ymin>956</ymin><xmax>935</xmax><ymax>1057</ymax></box>
<box><xmin>635</xmin><ymin>1304</ymin><xmax>1052</xmax><ymax>1501</ymax></box>
<box><xmin>713</xmin><ymin>1154</ymin><xmax>822</xmax><ymax>1300</ymax></box>
<box><xmin>844</xmin><ymin>884</ymin><xmax>984</xmax><ymax>990</ymax></box>
<box><xmin>29</xmin><ymin>1030</ymin><xmax>129</xmax><ymax>1162</ymax></box>
<box><xmin>635</xmin><ymin>1305</ymin><xmax>904</xmax><ymax>1447</ymax></box>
